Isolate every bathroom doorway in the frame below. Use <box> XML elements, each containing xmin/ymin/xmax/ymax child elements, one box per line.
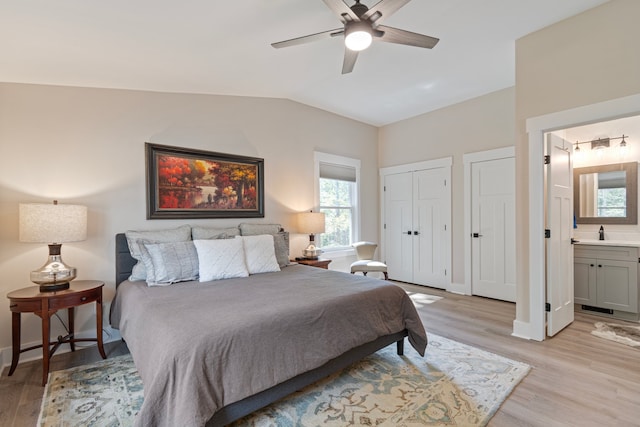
<box><xmin>525</xmin><ymin>94</ymin><xmax>640</xmax><ymax>341</ymax></box>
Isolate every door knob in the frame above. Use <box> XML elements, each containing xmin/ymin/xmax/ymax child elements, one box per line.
<box><xmin>413</xmin><ymin>231</ymin><xmax>419</xmax><ymax>235</ymax></box>
<box><xmin>406</xmin><ymin>231</ymin><xmax>412</xmax><ymax>235</ymax></box>
<box><xmin>472</xmin><ymin>233</ymin><xmax>482</xmax><ymax>238</ymax></box>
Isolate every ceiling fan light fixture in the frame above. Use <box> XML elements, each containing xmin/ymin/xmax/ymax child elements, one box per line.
<box><xmin>345</xmin><ymin>22</ymin><xmax>372</xmax><ymax>51</ymax></box>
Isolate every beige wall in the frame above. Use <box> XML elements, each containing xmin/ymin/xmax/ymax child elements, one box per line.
<box><xmin>515</xmin><ymin>0</ymin><xmax>640</xmax><ymax>329</ymax></box>
<box><xmin>378</xmin><ymin>87</ymin><xmax>515</xmax><ymax>285</ymax></box>
<box><xmin>0</xmin><ymin>83</ymin><xmax>378</xmax><ymax>358</ymax></box>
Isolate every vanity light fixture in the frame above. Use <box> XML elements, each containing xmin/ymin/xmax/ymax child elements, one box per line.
<box><xmin>573</xmin><ymin>141</ymin><xmax>584</xmax><ymax>162</ymax></box>
<box><xmin>590</xmin><ymin>138</ymin><xmax>610</xmax><ymax>151</ymax></box>
<box><xmin>619</xmin><ymin>135</ymin><xmax>628</xmax><ymax>157</ymax></box>
<box><xmin>572</xmin><ymin>134</ymin><xmax>630</xmax><ymax>159</ymax></box>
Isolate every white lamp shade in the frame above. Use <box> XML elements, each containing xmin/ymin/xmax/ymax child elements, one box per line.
<box><xmin>297</xmin><ymin>212</ymin><xmax>326</xmax><ymax>234</ymax></box>
<box><xmin>19</xmin><ymin>203</ymin><xmax>87</xmax><ymax>243</ymax></box>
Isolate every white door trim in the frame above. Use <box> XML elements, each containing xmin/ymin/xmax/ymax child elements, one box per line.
<box><xmin>523</xmin><ymin>93</ymin><xmax>640</xmax><ymax>342</ymax></box>
<box><xmin>462</xmin><ymin>146</ymin><xmax>515</xmax><ymax>296</ymax></box>
<box><xmin>380</xmin><ymin>157</ymin><xmax>453</xmax><ymax>177</ymax></box>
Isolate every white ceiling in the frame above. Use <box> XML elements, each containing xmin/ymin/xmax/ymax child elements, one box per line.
<box><xmin>0</xmin><ymin>0</ymin><xmax>609</xmax><ymax>126</ymax></box>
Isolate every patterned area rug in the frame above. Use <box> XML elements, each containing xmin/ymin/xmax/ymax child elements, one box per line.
<box><xmin>38</xmin><ymin>354</ymin><xmax>142</xmax><ymax>427</ymax></box>
<box><xmin>39</xmin><ymin>334</ymin><xmax>530</xmax><ymax>427</ymax></box>
<box><xmin>591</xmin><ymin>322</ymin><xmax>640</xmax><ymax>348</ymax></box>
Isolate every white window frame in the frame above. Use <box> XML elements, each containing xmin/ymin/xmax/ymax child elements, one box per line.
<box><xmin>314</xmin><ymin>152</ymin><xmax>361</xmax><ymax>256</ymax></box>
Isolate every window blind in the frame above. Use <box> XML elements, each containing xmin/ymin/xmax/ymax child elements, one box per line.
<box><xmin>319</xmin><ymin>162</ymin><xmax>356</xmax><ymax>182</ymax></box>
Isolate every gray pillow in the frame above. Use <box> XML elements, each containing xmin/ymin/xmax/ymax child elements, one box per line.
<box><xmin>239</xmin><ymin>223</ymin><xmax>282</xmax><ymax>236</ymax></box>
<box><xmin>191</xmin><ymin>226</ymin><xmax>240</xmax><ymax>240</ymax></box>
<box><xmin>125</xmin><ymin>225</ymin><xmax>192</xmax><ymax>281</ymax></box>
<box><xmin>141</xmin><ymin>241</ymin><xmax>199</xmax><ymax>286</ymax></box>
<box><xmin>273</xmin><ymin>231</ymin><xmax>290</xmax><ymax>268</ymax></box>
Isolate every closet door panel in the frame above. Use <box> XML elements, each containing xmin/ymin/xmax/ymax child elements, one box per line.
<box><xmin>414</xmin><ymin>168</ymin><xmax>447</xmax><ymax>288</ymax></box>
<box><xmin>384</xmin><ymin>172</ymin><xmax>413</xmax><ymax>282</ymax></box>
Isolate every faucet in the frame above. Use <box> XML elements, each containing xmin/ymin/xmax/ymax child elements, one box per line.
<box><xmin>599</xmin><ymin>225</ymin><xmax>605</xmax><ymax>241</ymax></box>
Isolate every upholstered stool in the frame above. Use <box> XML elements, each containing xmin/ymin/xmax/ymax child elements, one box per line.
<box><xmin>350</xmin><ymin>242</ymin><xmax>388</xmax><ymax>280</ymax></box>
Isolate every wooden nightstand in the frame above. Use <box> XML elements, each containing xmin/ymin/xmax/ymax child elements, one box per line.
<box><xmin>7</xmin><ymin>280</ymin><xmax>107</xmax><ymax>386</ymax></box>
<box><xmin>294</xmin><ymin>258</ymin><xmax>332</xmax><ymax>269</ymax></box>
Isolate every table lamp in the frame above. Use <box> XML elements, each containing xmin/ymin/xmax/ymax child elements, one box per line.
<box><xmin>297</xmin><ymin>211</ymin><xmax>325</xmax><ymax>259</ymax></box>
<box><xmin>19</xmin><ymin>200</ymin><xmax>87</xmax><ymax>292</ymax></box>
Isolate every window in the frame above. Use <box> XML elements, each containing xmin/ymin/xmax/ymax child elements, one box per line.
<box><xmin>314</xmin><ymin>152</ymin><xmax>360</xmax><ymax>252</ymax></box>
<box><xmin>596</xmin><ymin>170</ymin><xmax>626</xmax><ymax>217</ymax></box>
<box><xmin>597</xmin><ymin>187</ymin><xmax>626</xmax><ymax>217</ymax></box>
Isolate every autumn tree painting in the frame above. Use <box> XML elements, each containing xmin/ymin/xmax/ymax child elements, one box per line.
<box><xmin>208</xmin><ymin>162</ymin><xmax>257</xmax><ymax>209</ymax></box>
<box><xmin>148</xmin><ymin>144</ymin><xmax>262</xmax><ymax>218</ymax></box>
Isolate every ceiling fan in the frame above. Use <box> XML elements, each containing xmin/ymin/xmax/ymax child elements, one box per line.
<box><xmin>271</xmin><ymin>0</ymin><xmax>439</xmax><ymax>74</ymax></box>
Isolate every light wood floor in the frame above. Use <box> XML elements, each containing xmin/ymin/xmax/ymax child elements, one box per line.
<box><xmin>1</xmin><ymin>284</ymin><xmax>639</xmax><ymax>427</ymax></box>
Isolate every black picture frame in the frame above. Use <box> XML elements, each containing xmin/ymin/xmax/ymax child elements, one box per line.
<box><xmin>146</xmin><ymin>143</ymin><xmax>264</xmax><ymax>219</ymax></box>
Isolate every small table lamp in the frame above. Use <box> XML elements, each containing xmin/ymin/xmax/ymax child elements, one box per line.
<box><xmin>19</xmin><ymin>200</ymin><xmax>87</xmax><ymax>292</ymax></box>
<box><xmin>297</xmin><ymin>211</ymin><xmax>325</xmax><ymax>259</ymax></box>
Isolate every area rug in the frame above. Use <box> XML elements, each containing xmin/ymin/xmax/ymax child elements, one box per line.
<box><xmin>591</xmin><ymin>322</ymin><xmax>640</xmax><ymax>348</ymax></box>
<box><xmin>38</xmin><ymin>334</ymin><xmax>530</xmax><ymax>427</ymax></box>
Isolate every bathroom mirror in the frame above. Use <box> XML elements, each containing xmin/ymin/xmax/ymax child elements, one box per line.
<box><xmin>573</xmin><ymin>162</ymin><xmax>638</xmax><ymax>224</ymax></box>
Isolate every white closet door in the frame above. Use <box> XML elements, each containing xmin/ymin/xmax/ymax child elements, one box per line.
<box><xmin>413</xmin><ymin>168</ymin><xmax>448</xmax><ymax>288</ymax></box>
<box><xmin>471</xmin><ymin>157</ymin><xmax>516</xmax><ymax>301</ymax></box>
<box><xmin>384</xmin><ymin>172</ymin><xmax>413</xmax><ymax>283</ymax></box>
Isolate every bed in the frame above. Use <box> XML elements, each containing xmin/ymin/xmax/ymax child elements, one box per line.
<box><xmin>110</xmin><ymin>230</ymin><xmax>427</xmax><ymax>426</ymax></box>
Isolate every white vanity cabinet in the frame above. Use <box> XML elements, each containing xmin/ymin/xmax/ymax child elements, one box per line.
<box><xmin>574</xmin><ymin>244</ymin><xmax>639</xmax><ymax>318</ymax></box>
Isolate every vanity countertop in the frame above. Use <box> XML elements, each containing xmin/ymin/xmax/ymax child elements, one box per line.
<box><xmin>574</xmin><ymin>239</ymin><xmax>640</xmax><ymax>248</ymax></box>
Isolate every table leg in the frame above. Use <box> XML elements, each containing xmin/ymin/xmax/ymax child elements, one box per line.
<box><xmin>41</xmin><ymin>301</ymin><xmax>50</xmax><ymax>386</ymax></box>
<box><xmin>96</xmin><ymin>296</ymin><xmax>106</xmax><ymax>359</ymax></box>
<box><xmin>8</xmin><ymin>312</ymin><xmax>21</xmax><ymax>376</ymax></box>
<box><xmin>67</xmin><ymin>307</ymin><xmax>75</xmax><ymax>352</ymax></box>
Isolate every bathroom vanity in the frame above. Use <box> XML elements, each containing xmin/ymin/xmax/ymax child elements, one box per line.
<box><xmin>574</xmin><ymin>240</ymin><xmax>640</xmax><ymax>322</ymax></box>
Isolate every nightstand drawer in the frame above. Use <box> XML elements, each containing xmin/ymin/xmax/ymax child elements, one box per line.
<box><xmin>9</xmin><ymin>299</ymin><xmax>41</xmax><ymax>313</ymax></box>
<box><xmin>48</xmin><ymin>289</ymin><xmax>99</xmax><ymax>310</ymax></box>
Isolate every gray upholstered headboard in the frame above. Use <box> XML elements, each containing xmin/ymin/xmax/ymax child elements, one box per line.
<box><xmin>115</xmin><ymin>233</ymin><xmax>136</xmax><ymax>287</ymax></box>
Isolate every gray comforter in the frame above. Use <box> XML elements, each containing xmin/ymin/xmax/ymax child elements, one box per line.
<box><xmin>111</xmin><ymin>265</ymin><xmax>427</xmax><ymax>427</ymax></box>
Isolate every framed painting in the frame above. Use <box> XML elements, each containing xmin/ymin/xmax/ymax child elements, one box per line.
<box><xmin>146</xmin><ymin>143</ymin><xmax>264</xmax><ymax>219</ymax></box>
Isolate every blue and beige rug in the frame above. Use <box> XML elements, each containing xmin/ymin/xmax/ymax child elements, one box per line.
<box><xmin>38</xmin><ymin>334</ymin><xmax>530</xmax><ymax>426</ymax></box>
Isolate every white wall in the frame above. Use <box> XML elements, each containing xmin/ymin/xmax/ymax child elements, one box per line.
<box><xmin>378</xmin><ymin>87</ymin><xmax>515</xmax><ymax>287</ymax></box>
<box><xmin>0</xmin><ymin>83</ymin><xmax>378</xmax><ymax>359</ymax></box>
<box><xmin>515</xmin><ymin>0</ymin><xmax>640</xmax><ymax>335</ymax></box>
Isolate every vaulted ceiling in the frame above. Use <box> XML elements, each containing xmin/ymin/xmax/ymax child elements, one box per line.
<box><xmin>0</xmin><ymin>0</ymin><xmax>609</xmax><ymax>126</ymax></box>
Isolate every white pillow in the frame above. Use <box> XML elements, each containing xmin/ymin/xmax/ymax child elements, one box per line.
<box><xmin>193</xmin><ymin>238</ymin><xmax>249</xmax><ymax>281</ymax></box>
<box><xmin>125</xmin><ymin>225</ymin><xmax>192</xmax><ymax>281</ymax></box>
<box><xmin>237</xmin><ymin>234</ymin><xmax>281</xmax><ymax>274</ymax></box>
<box><xmin>141</xmin><ymin>241</ymin><xmax>199</xmax><ymax>287</ymax></box>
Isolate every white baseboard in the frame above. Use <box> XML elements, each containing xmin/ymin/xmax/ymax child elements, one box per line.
<box><xmin>1</xmin><ymin>326</ymin><xmax>122</xmax><ymax>370</ymax></box>
<box><xmin>511</xmin><ymin>319</ymin><xmax>533</xmax><ymax>340</ymax></box>
<box><xmin>447</xmin><ymin>282</ymin><xmax>469</xmax><ymax>295</ymax></box>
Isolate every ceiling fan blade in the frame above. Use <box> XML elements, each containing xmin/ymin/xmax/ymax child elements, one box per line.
<box><xmin>322</xmin><ymin>0</ymin><xmax>360</xmax><ymax>23</ymax></box>
<box><xmin>376</xmin><ymin>25</ymin><xmax>439</xmax><ymax>49</ymax></box>
<box><xmin>272</xmin><ymin>28</ymin><xmax>344</xmax><ymax>49</ymax></box>
<box><xmin>362</xmin><ymin>0</ymin><xmax>411</xmax><ymax>23</ymax></box>
<box><xmin>342</xmin><ymin>48</ymin><xmax>359</xmax><ymax>74</ymax></box>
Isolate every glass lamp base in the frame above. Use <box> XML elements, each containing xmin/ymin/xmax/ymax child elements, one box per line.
<box><xmin>30</xmin><ymin>244</ymin><xmax>76</xmax><ymax>291</ymax></box>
